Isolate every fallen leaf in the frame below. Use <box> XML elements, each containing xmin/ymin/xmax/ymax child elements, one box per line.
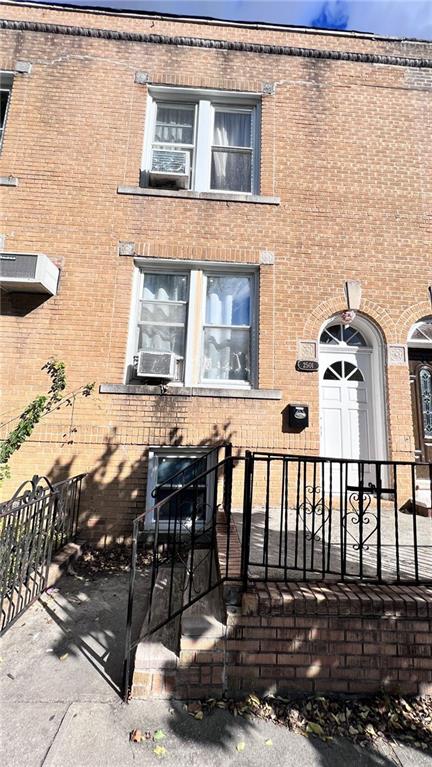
<box><xmin>153</xmin><ymin>745</ymin><xmax>167</xmax><ymax>758</ymax></box>
<box><xmin>194</xmin><ymin>711</ymin><xmax>204</xmax><ymax>720</ymax></box>
<box><xmin>130</xmin><ymin>729</ymin><xmax>142</xmax><ymax>743</ymax></box>
<box><xmin>187</xmin><ymin>702</ymin><xmax>202</xmax><ymax>715</ymax></box>
<box><xmin>264</xmin><ymin>738</ymin><xmax>273</xmax><ymax>747</ymax></box>
<box><xmin>153</xmin><ymin>729</ymin><xmax>166</xmax><ymax>741</ymax></box>
<box><xmin>306</xmin><ymin>722</ymin><xmax>325</xmax><ymax>738</ymax></box>
<box><xmin>236</xmin><ymin>742</ymin><xmax>245</xmax><ymax>752</ymax></box>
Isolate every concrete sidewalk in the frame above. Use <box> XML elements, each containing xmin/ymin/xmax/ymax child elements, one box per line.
<box><xmin>1</xmin><ymin>571</ymin><xmax>431</xmax><ymax>767</ymax></box>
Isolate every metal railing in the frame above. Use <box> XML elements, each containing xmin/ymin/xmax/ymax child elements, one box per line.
<box><xmin>243</xmin><ymin>452</ymin><xmax>432</xmax><ymax>586</ymax></box>
<box><xmin>123</xmin><ymin>443</ymin><xmax>236</xmax><ymax>700</ymax></box>
<box><xmin>0</xmin><ymin>473</ymin><xmax>85</xmax><ymax>635</ymax></box>
<box><xmin>123</xmin><ymin>447</ymin><xmax>431</xmax><ymax>700</ymax></box>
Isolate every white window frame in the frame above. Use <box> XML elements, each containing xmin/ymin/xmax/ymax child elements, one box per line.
<box><xmin>145</xmin><ymin>445</ymin><xmax>216</xmax><ymax>528</ymax></box>
<box><xmin>0</xmin><ymin>72</ymin><xmax>13</xmax><ymax>151</ymax></box>
<box><xmin>142</xmin><ymin>86</ymin><xmax>261</xmax><ymax>195</ymax></box>
<box><xmin>125</xmin><ymin>259</ymin><xmax>258</xmax><ymax>389</ymax></box>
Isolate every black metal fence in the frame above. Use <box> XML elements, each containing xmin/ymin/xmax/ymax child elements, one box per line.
<box><xmin>242</xmin><ymin>452</ymin><xmax>432</xmax><ymax>586</ymax></box>
<box><xmin>0</xmin><ymin>473</ymin><xmax>85</xmax><ymax>635</ymax></box>
<box><xmin>123</xmin><ymin>447</ymin><xmax>431</xmax><ymax>699</ymax></box>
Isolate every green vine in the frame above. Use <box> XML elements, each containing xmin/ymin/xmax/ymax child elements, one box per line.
<box><xmin>0</xmin><ymin>360</ymin><xmax>94</xmax><ymax>484</ymax></box>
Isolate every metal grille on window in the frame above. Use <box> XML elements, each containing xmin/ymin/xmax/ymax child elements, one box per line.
<box><xmin>138</xmin><ymin>272</ymin><xmax>189</xmax><ymax>379</ymax></box>
<box><xmin>202</xmin><ymin>275</ymin><xmax>251</xmax><ymax>383</ymax></box>
<box><xmin>153</xmin><ymin>454</ymin><xmax>208</xmax><ymax>523</ymax></box>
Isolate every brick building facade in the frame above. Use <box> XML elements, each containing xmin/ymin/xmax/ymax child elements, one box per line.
<box><xmin>1</xmin><ymin>0</ymin><xmax>431</xmax><ymax>542</ymax></box>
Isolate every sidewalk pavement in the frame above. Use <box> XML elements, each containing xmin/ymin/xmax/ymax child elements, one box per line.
<box><xmin>1</xmin><ymin>571</ymin><xmax>431</xmax><ymax>767</ymax></box>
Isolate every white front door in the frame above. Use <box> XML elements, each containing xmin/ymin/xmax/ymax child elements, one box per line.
<box><xmin>320</xmin><ymin>348</ymin><xmax>375</xmax><ymax>486</ymax></box>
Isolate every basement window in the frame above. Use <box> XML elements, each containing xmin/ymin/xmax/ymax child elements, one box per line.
<box><xmin>142</xmin><ymin>87</ymin><xmax>260</xmax><ymax>195</ymax></box>
<box><xmin>146</xmin><ymin>447</ymin><xmax>215</xmax><ymax>527</ymax></box>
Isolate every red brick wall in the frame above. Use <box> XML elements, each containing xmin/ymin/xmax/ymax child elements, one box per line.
<box><xmin>1</xmin><ymin>2</ymin><xmax>431</xmax><ymax>538</ymax></box>
<box><xmin>174</xmin><ymin>583</ymin><xmax>432</xmax><ymax>699</ymax></box>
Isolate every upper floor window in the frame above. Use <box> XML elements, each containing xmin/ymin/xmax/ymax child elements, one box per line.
<box><xmin>142</xmin><ymin>87</ymin><xmax>260</xmax><ymax>195</ymax></box>
<box><xmin>0</xmin><ymin>73</ymin><xmax>13</xmax><ymax>150</ymax></box>
<box><xmin>128</xmin><ymin>263</ymin><xmax>257</xmax><ymax>388</ymax></box>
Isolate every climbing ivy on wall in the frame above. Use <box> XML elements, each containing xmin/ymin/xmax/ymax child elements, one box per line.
<box><xmin>0</xmin><ymin>360</ymin><xmax>94</xmax><ymax>484</ymax></box>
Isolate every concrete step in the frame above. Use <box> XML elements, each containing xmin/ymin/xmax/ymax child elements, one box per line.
<box><xmin>132</xmin><ymin>563</ymin><xmax>186</xmax><ymax>699</ymax></box>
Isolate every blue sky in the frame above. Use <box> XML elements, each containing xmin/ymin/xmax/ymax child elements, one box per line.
<box><xmin>33</xmin><ymin>1</ymin><xmax>432</xmax><ymax>40</ymax></box>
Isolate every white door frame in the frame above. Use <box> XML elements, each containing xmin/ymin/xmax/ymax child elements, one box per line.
<box><xmin>318</xmin><ymin>314</ymin><xmax>388</xmax><ymax>465</ymax></box>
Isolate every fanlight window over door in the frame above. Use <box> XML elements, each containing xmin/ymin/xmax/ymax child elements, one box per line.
<box><xmin>320</xmin><ymin>323</ymin><xmax>367</xmax><ymax>347</ymax></box>
<box><xmin>323</xmin><ymin>360</ymin><xmax>364</xmax><ymax>381</ymax></box>
<box><xmin>409</xmin><ymin>318</ymin><xmax>432</xmax><ymax>345</ymax></box>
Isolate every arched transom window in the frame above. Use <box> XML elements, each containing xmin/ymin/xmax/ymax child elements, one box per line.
<box><xmin>320</xmin><ymin>322</ymin><xmax>368</xmax><ymax>347</ymax></box>
<box><xmin>323</xmin><ymin>360</ymin><xmax>364</xmax><ymax>381</ymax></box>
<box><xmin>409</xmin><ymin>317</ymin><xmax>432</xmax><ymax>345</ymax></box>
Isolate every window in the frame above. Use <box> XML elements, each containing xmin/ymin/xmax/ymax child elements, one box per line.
<box><xmin>129</xmin><ymin>264</ymin><xmax>257</xmax><ymax>387</ymax></box>
<box><xmin>143</xmin><ymin>87</ymin><xmax>260</xmax><ymax>194</ymax></box>
<box><xmin>146</xmin><ymin>447</ymin><xmax>211</xmax><ymax>526</ymax></box>
<box><xmin>0</xmin><ymin>73</ymin><xmax>13</xmax><ymax>150</ymax></box>
<box><xmin>320</xmin><ymin>323</ymin><xmax>367</xmax><ymax>347</ymax></box>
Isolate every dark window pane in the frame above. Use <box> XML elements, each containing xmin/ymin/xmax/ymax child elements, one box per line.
<box><xmin>0</xmin><ymin>89</ymin><xmax>9</xmax><ymax>130</ymax></box>
<box><xmin>211</xmin><ymin>150</ymin><xmax>252</xmax><ymax>192</ymax></box>
<box><xmin>323</xmin><ymin>367</ymin><xmax>338</xmax><ymax>380</ymax></box>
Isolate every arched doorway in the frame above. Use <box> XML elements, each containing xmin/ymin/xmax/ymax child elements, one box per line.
<box><xmin>319</xmin><ymin>316</ymin><xmax>387</xmax><ymax>483</ymax></box>
<box><xmin>408</xmin><ymin>316</ymin><xmax>432</xmax><ymax>475</ymax></box>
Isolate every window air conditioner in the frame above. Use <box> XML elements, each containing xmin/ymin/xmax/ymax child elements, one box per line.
<box><xmin>0</xmin><ymin>252</ymin><xmax>59</xmax><ymax>295</ymax></box>
<box><xmin>149</xmin><ymin>149</ymin><xmax>190</xmax><ymax>189</ymax></box>
<box><xmin>136</xmin><ymin>350</ymin><xmax>178</xmax><ymax>380</ymax></box>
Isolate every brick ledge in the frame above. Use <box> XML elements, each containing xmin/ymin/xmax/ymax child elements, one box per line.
<box><xmin>243</xmin><ymin>581</ymin><xmax>432</xmax><ymax>618</ymax></box>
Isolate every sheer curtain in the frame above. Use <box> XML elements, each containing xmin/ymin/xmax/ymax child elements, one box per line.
<box><xmin>203</xmin><ymin>276</ymin><xmax>251</xmax><ymax>382</ymax></box>
<box><xmin>139</xmin><ymin>273</ymin><xmax>188</xmax><ymax>358</ymax></box>
<box><xmin>211</xmin><ymin>111</ymin><xmax>252</xmax><ymax>193</ymax></box>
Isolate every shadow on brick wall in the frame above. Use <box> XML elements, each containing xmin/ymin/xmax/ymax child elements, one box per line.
<box><xmin>46</xmin><ymin>419</ymin><xmax>238</xmax><ymax>546</ymax></box>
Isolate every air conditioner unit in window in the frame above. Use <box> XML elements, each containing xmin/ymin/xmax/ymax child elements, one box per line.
<box><xmin>149</xmin><ymin>149</ymin><xmax>190</xmax><ymax>189</ymax></box>
<box><xmin>136</xmin><ymin>350</ymin><xmax>178</xmax><ymax>380</ymax></box>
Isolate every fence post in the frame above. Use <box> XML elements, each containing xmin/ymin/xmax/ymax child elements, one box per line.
<box><xmin>223</xmin><ymin>443</ymin><xmax>233</xmax><ymax>515</ymax></box>
<box><xmin>241</xmin><ymin>450</ymin><xmax>253</xmax><ymax>592</ymax></box>
<box><xmin>123</xmin><ymin>518</ymin><xmax>138</xmax><ymax>702</ymax></box>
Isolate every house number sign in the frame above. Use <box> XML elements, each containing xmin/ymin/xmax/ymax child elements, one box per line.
<box><xmin>296</xmin><ymin>360</ymin><xmax>319</xmax><ymax>372</ymax></box>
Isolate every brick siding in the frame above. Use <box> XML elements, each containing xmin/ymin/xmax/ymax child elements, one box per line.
<box><xmin>0</xmin><ymin>2</ymin><xmax>431</xmax><ymax>538</ymax></box>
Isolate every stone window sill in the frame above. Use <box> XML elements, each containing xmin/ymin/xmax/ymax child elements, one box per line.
<box><xmin>117</xmin><ymin>186</ymin><xmax>280</xmax><ymax>205</ymax></box>
<box><xmin>100</xmin><ymin>383</ymin><xmax>282</xmax><ymax>400</ymax></box>
<box><xmin>0</xmin><ymin>176</ymin><xmax>18</xmax><ymax>186</ymax></box>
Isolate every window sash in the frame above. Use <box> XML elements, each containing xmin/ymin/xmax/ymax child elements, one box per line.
<box><xmin>200</xmin><ymin>273</ymin><xmax>254</xmax><ymax>384</ymax></box>
<box><xmin>130</xmin><ymin>265</ymin><xmax>256</xmax><ymax>388</ymax></box>
<box><xmin>144</xmin><ymin>92</ymin><xmax>259</xmax><ymax>194</ymax></box>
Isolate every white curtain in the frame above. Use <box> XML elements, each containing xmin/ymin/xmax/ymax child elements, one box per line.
<box><xmin>154</xmin><ymin>105</ymin><xmax>194</xmax><ymax>145</ymax></box>
<box><xmin>204</xmin><ymin>277</ymin><xmax>250</xmax><ymax>381</ymax></box>
<box><xmin>212</xmin><ymin>112</ymin><xmax>252</xmax><ymax>192</ymax></box>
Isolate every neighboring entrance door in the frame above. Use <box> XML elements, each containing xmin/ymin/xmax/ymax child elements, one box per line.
<box><xmin>409</xmin><ymin>349</ymin><xmax>432</xmax><ymax>472</ymax></box>
<box><xmin>408</xmin><ymin>317</ymin><xmax>432</xmax><ymax>480</ymax></box>
<box><xmin>319</xmin><ymin>322</ymin><xmax>376</xmax><ymax>486</ymax></box>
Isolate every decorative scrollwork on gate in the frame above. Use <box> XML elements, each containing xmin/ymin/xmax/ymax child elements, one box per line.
<box><xmin>342</xmin><ymin>487</ymin><xmax>378</xmax><ymax>551</ymax></box>
<box><xmin>298</xmin><ymin>485</ymin><xmax>330</xmax><ymax>541</ymax></box>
